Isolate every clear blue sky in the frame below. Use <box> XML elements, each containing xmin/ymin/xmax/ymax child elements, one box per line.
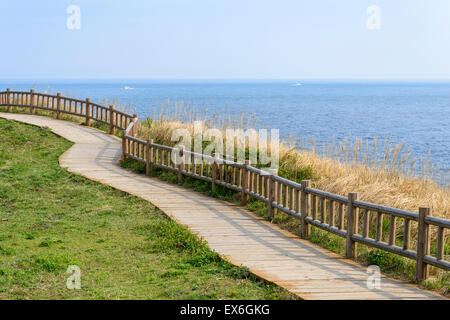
<box><xmin>1</xmin><ymin>0</ymin><xmax>450</xmax><ymax>79</ymax></box>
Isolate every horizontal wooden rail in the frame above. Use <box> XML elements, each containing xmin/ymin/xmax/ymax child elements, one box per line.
<box><xmin>0</xmin><ymin>89</ymin><xmax>135</xmax><ymax>132</ymax></box>
<box><xmin>2</xmin><ymin>88</ymin><xmax>448</xmax><ymax>282</ymax></box>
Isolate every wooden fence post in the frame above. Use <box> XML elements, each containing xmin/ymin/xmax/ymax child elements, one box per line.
<box><xmin>178</xmin><ymin>146</ymin><xmax>184</xmax><ymax>184</ymax></box>
<box><xmin>266</xmin><ymin>168</ymin><xmax>277</xmax><ymax>220</ymax></box>
<box><xmin>109</xmin><ymin>105</ymin><xmax>116</xmax><ymax>135</ymax></box>
<box><xmin>29</xmin><ymin>89</ymin><xmax>35</xmax><ymax>115</ymax></box>
<box><xmin>346</xmin><ymin>192</ymin><xmax>358</xmax><ymax>259</ymax></box>
<box><xmin>122</xmin><ymin>134</ymin><xmax>127</xmax><ymax>160</ymax></box>
<box><xmin>56</xmin><ymin>93</ymin><xmax>62</xmax><ymax>119</ymax></box>
<box><xmin>273</xmin><ymin>180</ymin><xmax>278</xmax><ymax>216</ymax></box>
<box><xmin>301</xmin><ymin>180</ymin><xmax>311</xmax><ymax>239</ymax></box>
<box><xmin>416</xmin><ymin>207</ymin><xmax>431</xmax><ymax>282</ymax></box>
<box><xmin>85</xmin><ymin>98</ymin><xmax>91</xmax><ymax>126</ymax></box>
<box><xmin>270</xmin><ymin>168</ymin><xmax>278</xmax><ymax>216</ymax></box>
<box><xmin>240</xmin><ymin>160</ymin><xmax>250</xmax><ymax>205</ymax></box>
<box><xmin>6</xmin><ymin>88</ymin><xmax>11</xmax><ymax>112</ymax></box>
<box><xmin>146</xmin><ymin>139</ymin><xmax>153</xmax><ymax>176</ymax></box>
<box><xmin>268</xmin><ymin>175</ymin><xmax>275</xmax><ymax>220</ymax></box>
<box><xmin>212</xmin><ymin>153</ymin><xmax>220</xmax><ymax>192</ymax></box>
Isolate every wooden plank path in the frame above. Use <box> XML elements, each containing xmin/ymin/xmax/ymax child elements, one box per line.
<box><xmin>1</xmin><ymin>112</ymin><xmax>444</xmax><ymax>300</ymax></box>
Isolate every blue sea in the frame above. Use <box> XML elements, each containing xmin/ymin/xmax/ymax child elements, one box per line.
<box><xmin>1</xmin><ymin>79</ymin><xmax>449</xmax><ymax>176</ymax></box>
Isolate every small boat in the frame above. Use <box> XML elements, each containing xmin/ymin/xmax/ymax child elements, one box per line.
<box><xmin>124</xmin><ymin>86</ymin><xmax>134</xmax><ymax>90</ymax></box>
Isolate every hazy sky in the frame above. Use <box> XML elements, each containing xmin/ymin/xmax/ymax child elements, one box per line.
<box><xmin>1</xmin><ymin>0</ymin><xmax>450</xmax><ymax>79</ymax></box>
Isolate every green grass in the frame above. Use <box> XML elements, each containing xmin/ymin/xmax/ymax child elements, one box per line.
<box><xmin>0</xmin><ymin>118</ymin><xmax>297</xmax><ymax>300</ymax></box>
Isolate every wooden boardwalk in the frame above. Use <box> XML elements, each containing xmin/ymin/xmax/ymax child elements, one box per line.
<box><xmin>1</xmin><ymin>112</ymin><xmax>444</xmax><ymax>300</ymax></box>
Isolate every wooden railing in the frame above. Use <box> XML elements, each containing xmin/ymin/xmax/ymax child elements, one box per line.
<box><xmin>1</xmin><ymin>88</ymin><xmax>449</xmax><ymax>282</ymax></box>
<box><xmin>0</xmin><ymin>88</ymin><xmax>136</xmax><ymax>133</ymax></box>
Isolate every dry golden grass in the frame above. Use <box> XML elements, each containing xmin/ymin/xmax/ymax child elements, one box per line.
<box><xmin>279</xmin><ymin>148</ymin><xmax>449</xmax><ymax>220</ymax></box>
